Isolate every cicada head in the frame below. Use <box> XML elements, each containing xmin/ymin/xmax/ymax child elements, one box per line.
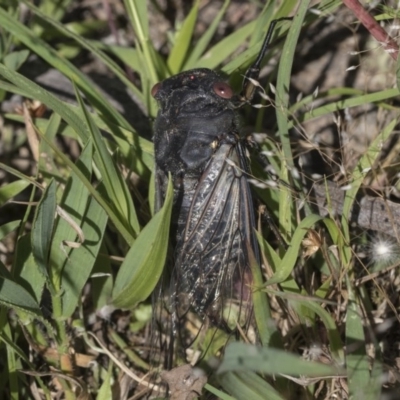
<box><xmin>151</xmin><ymin>68</ymin><xmax>235</xmax><ymax>118</ymax></box>
<box><xmin>152</xmin><ymin>69</ymin><xmax>239</xmax><ymax>177</ymax></box>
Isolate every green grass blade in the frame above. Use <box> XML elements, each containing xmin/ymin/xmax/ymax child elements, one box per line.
<box><xmin>198</xmin><ymin>21</ymin><xmax>256</xmax><ymax>71</ymax></box>
<box><xmin>0</xmin><ymin>63</ymin><xmax>88</xmax><ymax>141</ymax></box>
<box><xmin>0</xmin><ymin>180</ymin><xmax>30</xmax><ymax>207</ymax></box>
<box><xmin>123</xmin><ymin>0</ymin><xmax>157</xmax><ymax>84</ymax></box>
<box><xmin>167</xmin><ymin>0</ymin><xmax>199</xmax><ymax>74</ymax></box>
<box><xmin>184</xmin><ymin>0</ymin><xmax>230</xmax><ymax>70</ymax></box>
<box><xmin>0</xmin><ymin>7</ymin><xmax>131</xmax><ymax>129</ymax></box>
<box><xmin>296</xmin><ymin>88</ymin><xmax>400</xmax><ymax>126</ymax></box>
<box><xmin>249</xmin><ymin>241</ymin><xmax>279</xmax><ymax>348</ymax></box>
<box><xmin>74</xmin><ymin>85</ymin><xmax>140</xmax><ymax>236</ymax></box>
<box><xmin>275</xmin><ymin>0</ymin><xmax>310</xmax><ymax>238</ymax></box>
<box><xmin>266</xmin><ymin>214</ymin><xmax>323</xmax><ymax>285</ymax></box>
<box><xmin>21</xmin><ymin>0</ymin><xmax>144</xmax><ymax>104</ymax></box>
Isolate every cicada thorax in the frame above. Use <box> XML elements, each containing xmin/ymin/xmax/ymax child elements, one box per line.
<box><xmin>152</xmin><ymin>68</ymin><xmax>255</xmax><ymax>333</ymax></box>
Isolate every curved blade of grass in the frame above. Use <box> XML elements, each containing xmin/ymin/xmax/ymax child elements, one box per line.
<box><xmin>112</xmin><ymin>177</ymin><xmax>173</xmax><ymax>309</ymax></box>
<box><xmin>167</xmin><ymin>0</ymin><xmax>199</xmax><ymax>74</ymax></box>
<box><xmin>295</xmin><ymin>88</ymin><xmax>400</xmax><ymax>127</ymax></box>
<box><xmin>266</xmin><ymin>214</ymin><xmax>323</xmax><ymax>286</ymax></box>
<box><xmin>21</xmin><ymin>0</ymin><xmax>144</xmax><ymax>105</ymax></box>
<box><xmin>248</xmin><ymin>2</ymin><xmax>277</xmax><ymax>47</ymax></box>
<box><xmin>218</xmin><ymin>342</ymin><xmax>342</xmax><ymax>376</ymax></box>
<box><xmin>198</xmin><ymin>21</ymin><xmax>256</xmax><ymax>71</ymax></box>
<box><xmin>184</xmin><ymin>0</ymin><xmax>230</xmax><ymax>70</ymax></box>
<box><xmin>0</xmin><ymin>180</ymin><xmax>30</xmax><ymax>207</ymax></box>
<box><xmin>31</xmin><ymin>179</ymin><xmax>57</xmax><ymax>279</ymax></box>
<box><xmin>290</xmin><ymin>87</ymin><xmax>364</xmax><ymax>113</ymax></box>
<box><xmin>290</xmin><ymin>298</ymin><xmax>344</xmax><ymax>364</ymax></box>
<box><xmin>123</xmin><ymin>0</ymin><xmax>157</xmax><ymax>84</ymax></box>
<box><xmin>249</xmin><ymin>240</ymin><xmax>279</xmax><ymax>348</ymax></box>
<box><xmin>0</xmin><ymin>7</ymin><xmax>131</xmax><ymax>129</ymax></box>
<box><xmin>0</xmin><ymin>63</ymin><xmax>88</xmax><ymax>141</ymax></box>
<box><xmin>275</xmin><ymin>1</ymin><xmax>310</xmax><ymax>238</ymax></box>
<box><xmin>0</xmin><ymin>163</ymin><xmax>42</xmax><ymax>190</ymax></box>
<box><xmin>204</xmin><ymin>384</ymin><xmax>235</xmax><ymax>400</ymax></box>
<box><xmin>74</xmin><ymin>85</ymin><xmax>139</xmax><ymax>236</ymax></box>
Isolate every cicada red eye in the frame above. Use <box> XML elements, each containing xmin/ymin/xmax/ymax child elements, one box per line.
<box><xmin>213</xmin><ymin>82</ymin><xmax>233</xmax><ymax>99</ymax></box>
<box><xmin>151</xmin><ymin>82</ymin><xmax>161</xmax><ymax>98</ymax></box>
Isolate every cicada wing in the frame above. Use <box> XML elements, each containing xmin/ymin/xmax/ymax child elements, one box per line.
<box><xmin>173</xmin><ymin>141</ymin><xmax>259</xmax><ymax>335</ymax></box>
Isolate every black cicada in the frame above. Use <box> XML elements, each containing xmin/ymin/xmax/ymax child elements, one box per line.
<box><xmin>150</xmin><ymin>19</ymin><xmax>286</xmax><ymax>385</ymax></box>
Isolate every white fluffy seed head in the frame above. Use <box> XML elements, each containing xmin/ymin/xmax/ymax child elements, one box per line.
<box><xmin>368</xmin><ymin>234</ymin><xmax>400</xmax><ymax>269</ymax></box>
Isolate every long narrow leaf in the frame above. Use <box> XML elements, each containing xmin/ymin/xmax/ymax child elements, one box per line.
<box><xmin>112</xmin><ymin>177</ymin><xmax>173</xmax><ymax>309</ymax></box>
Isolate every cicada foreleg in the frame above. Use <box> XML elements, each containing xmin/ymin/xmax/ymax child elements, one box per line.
<box><xmin>239</xmin><ymin>17</ymin><xmax>293</xmax><ymax>104</ymax></box>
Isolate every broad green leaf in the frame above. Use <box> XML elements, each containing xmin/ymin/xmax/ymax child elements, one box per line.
<box><xmin>112</xmin><ymin>177</ymin><xmax>173</xmax><ymax>309</ymax></box>
<box><xmin>31</xmin><ymin>179</ymin><xmax>57</xmax><ymax>278</ymax></box>
<box><xmin>0</xmin><ymin>220</ymin><xmax>21</xmax><ymax>241</ymax></box>
<box><xmin>346</xmin><ymin>289</ymin><xmax>370</xmax><ymax>398</ymax></box>
<box><xmin>39</xmin><ymin>112</ymin><xmax>62</xmax><ymax>183</ymax></box>
<box><xmin>3</xmin><ymin>49</ymin><xmax>30</xmax><ymax>71</ymax></box>
<box><xmin>0</xmin><ymin>180</ymin><xmax>30</xmax><ymax>207</ymax></box>
<box><xmin>0</xmin><ymin>261</ymin><xmax>42</xmax><ymax>316</ymax></box>
<box><xmin>45</xmin><ymin>141</ymin><xmax>92</xmax><ymax>316</ymax></box>
<box><xmin>90</xmin><ymin>241</ymin><xmax>113</xmax><ymax>312</ymax></box>
<box><xmin>61</xmin><ymin>196</ymin><xmax>108</xmax><ymax>318</ymax></box>
<box><xmin>219</xmin><ymin>371</ymin><xmax>284</xmax><ymax>400</ymax></box>
<box><xmin>13</xmin><ymin>234</ymin><xmax>46</xmax><ymax>304</ymax></box>
<box><xmin>218</xmin><ymin>342</ymin><xmax>341</xmax><ymax>377</ymax></box>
